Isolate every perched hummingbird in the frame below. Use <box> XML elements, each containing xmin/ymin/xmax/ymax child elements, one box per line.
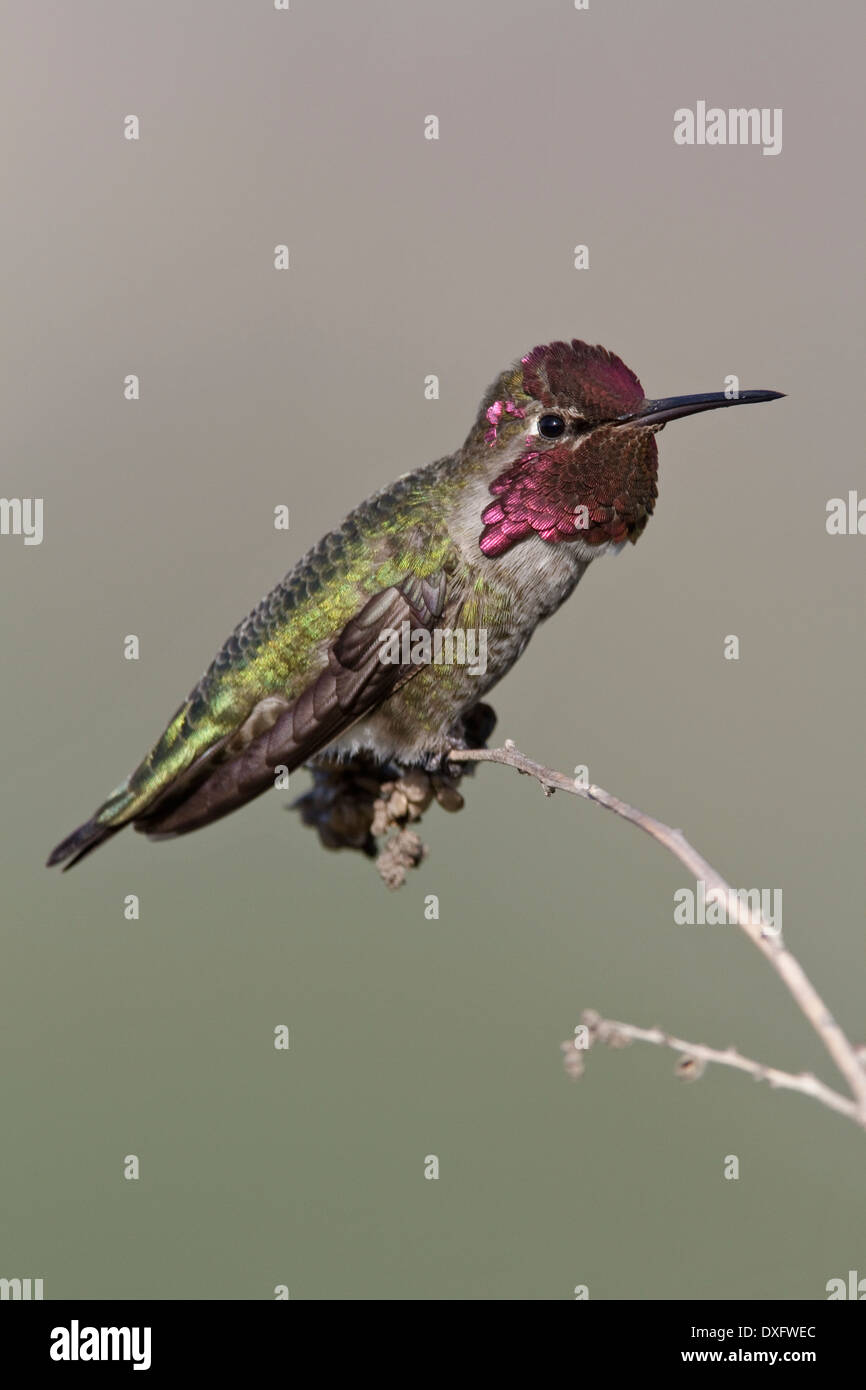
<box><xmin>48</xmin><ymin>339</ymin><xmax>782</xmax><ymax>869</ymax></box>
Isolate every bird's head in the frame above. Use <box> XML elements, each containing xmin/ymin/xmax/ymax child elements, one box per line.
<box><xmin>467</xmin><ymin>339</ymin><xmax>782</xmax><ymax>559</ymax></box>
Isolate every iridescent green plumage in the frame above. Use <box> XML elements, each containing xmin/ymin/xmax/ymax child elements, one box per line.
<box><xmin>124</xmin><ymin>463</ymin><xmax>465</xmax><ymax>812</ymax></box>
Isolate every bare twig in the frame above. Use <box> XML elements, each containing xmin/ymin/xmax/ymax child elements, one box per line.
<box><xmin>449</xmin><ymin>741</ymin><xmax>866</xmax><ymax>1129</ymax></box>
<box><xmin>563</xmin><ymin>1011</ymin><xmax>861</xmax><ymax>1124</ymax></box>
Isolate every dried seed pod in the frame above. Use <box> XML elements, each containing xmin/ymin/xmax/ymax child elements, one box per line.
<box><xmin>387</xmin><ymin>789</ymin><xmax>409</xmax><ymax>820</ymax></box>
<box><xmin>434</xmin><ymin>782</ymin><xmax>464</xmax><ymax>813</ymax></box>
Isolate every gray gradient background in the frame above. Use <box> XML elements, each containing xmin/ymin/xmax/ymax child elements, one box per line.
<box><xmin>2</xmin><ymin>0</ymin><xmax>863</xmax><ymax>1300</ymax></box>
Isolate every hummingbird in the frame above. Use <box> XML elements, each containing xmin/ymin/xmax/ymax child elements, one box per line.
<box><xmin>48</xmin><ymin>339</ymin><xmax>782</xmax><ymax>869</ymax></box>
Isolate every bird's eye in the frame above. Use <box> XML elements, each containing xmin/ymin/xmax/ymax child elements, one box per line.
<box><xmin>538</xmin><ymin>413</ymin><xmax>566</xmax><ymax>438</ymax></box>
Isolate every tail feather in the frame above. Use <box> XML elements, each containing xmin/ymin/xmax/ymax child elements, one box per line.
<box><xmin>46</xmin><ymin>818</ymin><xmax>122</xmax><ymax>871</ymax></box>
<box><xmin>47</xmin><ymin>745</ymin><xmax>230</xmax><ymax>869</ymax></box>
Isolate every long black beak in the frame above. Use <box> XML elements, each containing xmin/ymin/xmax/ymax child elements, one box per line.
<box><xmin>616</xmin><ymin>389</ymin><xmax>784</xmax><ymax>429</ymax></box>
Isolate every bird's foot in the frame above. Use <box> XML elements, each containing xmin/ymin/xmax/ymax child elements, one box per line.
<box><xmin>290</xmin><ymin>704</ymin><xmax>497</xmax><ymax>889</ymax></box>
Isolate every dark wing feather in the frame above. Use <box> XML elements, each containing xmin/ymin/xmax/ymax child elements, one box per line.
<box><xmin>134</xmin><ymin>572</ymin><xmax>447</xmax><ymax>839</ymax></box>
